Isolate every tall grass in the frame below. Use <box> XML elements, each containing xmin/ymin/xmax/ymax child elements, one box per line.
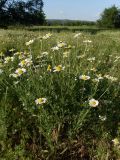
<box><xmin>0</xmin><ymin>29</ymin><xmax>120</xmax><ymax>159</ymax></box>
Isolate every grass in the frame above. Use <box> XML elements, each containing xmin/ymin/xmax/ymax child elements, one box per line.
<box><xmin>0</xmin><ymin>28</ymin><xmax>120</xmax><ymax>159</ymax></box>
<box><xmin>7</xmin><ymin>25</ymin><xmax>106</xmax><ymax>34</ymax></box>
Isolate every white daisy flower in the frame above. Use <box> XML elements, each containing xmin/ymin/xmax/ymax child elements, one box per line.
<box><xmin>53</xmin><ymin>65</ymin><xmax>65</xmax><ymax>72</ymax></box>
<box><xmin>51</xmin><ymin>46</ymin><xmax>59</xmax><ymax>51</ymax></box>
<box><xmin>74</xmin><ymin>33</ymin><xmax>82</xmax><ymax>38</ymax></box>
<box><xmin>15</xmin><ymin>68</ymin><xmax>26</xmax><ymax>76</ymax></box>
<box><xmin>89</xmin><ymin>98</ymin><xmax>99</xmax><ymax>107</ymax></box>
<box><xmin>26</xmin><ymin>39</ymin><xmax>34</xmax><ymax>46</ymax></box>
<box><xmin>79</xmin><ymin>75</ymin><xmax>90</xmax><ymax>81</ymax></box>
<box><xmin>35</xmin><ymin>98</ymin><xmax>47</xmax><ymax>105</ymax></box>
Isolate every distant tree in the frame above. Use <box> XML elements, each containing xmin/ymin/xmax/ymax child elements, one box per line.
<box><xmin>97</xmin><ymin>5</ymin><xmax>120</xmax><ymax>28</ymax></box>
<box><xmin>25</xmin><ymin>0</ymin><xmax>45</xmax><ymax>24</ymax></box>
<box><xmin>0</xmin><ymin>0</ymin><xmax>7</xmax><ymax>9</ymax></box>
<box><xmin>0</xmin><ymin>0</ymin><xmax>45</xmax><ymax>25</ymax></box>
<box><xmin>0</xmin><ymin>0</ymin><xmax>8</xmax><ymax>25</ymax></box>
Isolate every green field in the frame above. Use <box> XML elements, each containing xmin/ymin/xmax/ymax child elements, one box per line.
<box><xmin>7</xmin><ymin>25</ymin><xmax>107</xmax><ymax>34</ymax></box>
<box><xmin>0</xmin><ymin>28</ymin><xmax>120</xmax><ymax>159</ymax></box>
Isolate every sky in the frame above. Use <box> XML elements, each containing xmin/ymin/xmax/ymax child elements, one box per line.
<box><xmin>44</xmin><ymin>0</ymin><xmax>120</xmax><ymax>21</ymax></box>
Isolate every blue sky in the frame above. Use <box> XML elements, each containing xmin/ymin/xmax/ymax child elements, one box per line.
<box><xmin>44</xmin><ymin>0</ymin><xmax>120</xmax><ymax>21</ymax></box>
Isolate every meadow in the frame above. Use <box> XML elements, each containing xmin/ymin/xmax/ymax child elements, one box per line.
<box><xmin>0</xmin><ymin>28</ymin><xmax>120</xmax><ymax>159</ymax></box>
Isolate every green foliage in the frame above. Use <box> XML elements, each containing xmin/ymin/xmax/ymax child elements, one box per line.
<box><xmin>0</xmin><ymin>0</ymin><xmax>45</xmax><ymax>26</ymax></box>
<box><xmin>97</xmin><ymin>5</ymin><xmax>120</xmax><ymax>28</ymax></box>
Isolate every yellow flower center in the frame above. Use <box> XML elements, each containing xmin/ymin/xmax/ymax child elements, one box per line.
<box><xmin>18</xmin><ymin>69</ymin><xmax>23</xmax><ymax>75</ymax></box>
<box><xmin>82</xmin><ymin>75</ymin><xmax>88</xmax><ymax>80</ymax></box>
<box><xmin>38</xmin><ymin>98</ymin><xmax>44</xmax><ymax>103</ymax></box>
<box><xmin>92</xmin><ymin>101</ymin><xmax>97</xmax><ymax>105</ymax></box>
<box><xmin>56</xmin><ymin>65</ymin><xmax>62</xmax><ymax>71</ymax></box>
<box><xmin>21</xmin><ymin>60</ymin><xmax>26</xmax><ymax>65</ymax></box>
<box><xmin>47</xmin><ymin>65</ymin><xmax>51</xmax><ymax>71</ymax></box>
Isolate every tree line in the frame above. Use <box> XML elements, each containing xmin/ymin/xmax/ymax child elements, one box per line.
<box><xmin>46</xmin><ymin>19</ymin><xmax>95</xmax><ymax>26</ymax></box>
<box><xmin>0</xmin><ymin>0</ymin><xmax>45</xmax><ymax>25</ymax></box>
